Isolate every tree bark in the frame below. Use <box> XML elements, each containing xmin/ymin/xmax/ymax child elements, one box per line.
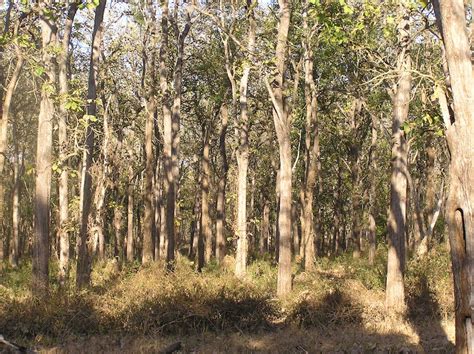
<box><xmin>234</xmin><ymin>0</ymin><xmax>256</xmax><ymax>278</ymax></box>
<box><xmin>9</xmin><ymin>125</ymin><xmax>20</xmax><ymax>268</ymax></box>
<box><xmin>434</xmin><ymin>0</ymin><xmax>474</xmax><ymax>350</ymax></box>
<box><xmin>199</xmin><ymin>125</ymin><xmax>211</xmax><ymax>268</ymax></box>
<box><xmin>76</xmin><ymin>0</ymin><xmax>106</xmax><ymax>288</ymax></box>
<box><xmin>265</xmin><ymin>0</ymin><xmax>292</xmax><ymax>296</ymax></box>
<box><xmin>216</xmin><ymin>103</ymin><xmax>228</xmax><ymax>263</ymax></box>
<box><xmin>301</xmin><ymin>0</ymin><xmax>320</xmax><ymax>270</ymax></box>
<box><xmin>261</xmin><ymin>201</ymin><xmax>270</xmax><ymax>254</ymax></box>
<box><xmin>367</xmin><ymin>112</ymin><xmax>378</xmax><ymax>265</ymax></box>
<box><xmin>385</xmin><ymin>11</ymin><xmax>411</xmax><ymax>311</ymax></box>
<box><xmin>127</xmin><ymin>166</ymin><xmax>134</xmax><ymax>262</ymax></box>
<box><xmin>33</xmin><ymin>2</ymin><xmax>56</xmax><ymax>294</ymax></box>
<box><xmin>57</xmin><ymin>1</ymin><xmax>78</xmax><ymax>285</ymax></box>
<box><xmin>143</xmin><ymin>2</ymin><xmax>158</xmax><ymax>264</ymax></box>
<box><xmin>0</xmin><ymin>19</ymin><xmax>23</xmax><ymax>262</ymax></box>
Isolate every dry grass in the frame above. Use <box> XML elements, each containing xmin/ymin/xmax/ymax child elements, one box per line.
<box><xmin>0</xmin><ymin>246</ymin><xmax>455</xmax><ymax>352</ymax></box>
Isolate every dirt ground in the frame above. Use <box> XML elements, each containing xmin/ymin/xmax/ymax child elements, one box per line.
<box><xmin>39</xmin><ymin>320</ymin><xmax>454</xmax><ymax>353</ymax></box>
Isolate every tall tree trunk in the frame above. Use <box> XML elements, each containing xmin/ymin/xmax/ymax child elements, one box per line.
<box><xmin>216</xmin><ymin>103</ymin><xmax>228</xmax><ymax>263</ymax></box>
<box><xmin>0</xmin><ymin>20</ymin><xmax>23</xmax><ymax>263</ymax></box>
<box><xmin>33</xmin><ymin>2</ymin><xmax>56</xmax><ymax>294</ymax></box>
<box><xmin>349</xmin><ymin>99</ymin><xmax>363</xmax><ymax>259</ymax></box>
<box><xmin>417</xmin><ymin>144</ymin><xmax>437</xmax><ymax>256</ymax></box>
<box><xmin>127</xmin><ymin>167</ymin><xmax>134</xmax><ymax>262</ymax></box>
<box><xmin>368</xmin><ymin>112</ymin><xmax>378</xmax><ymax>265</ymax></box>
<box><xmin>9</xmin><ymin>126</ymin><xmax>20</xmax><ymax>268</ymax></box>
<box><xmin>265</xmin><ymin>0</ymin><xmax>292</xmax><ymax>296</ymax></box>
<box><xmin>189</xmin><ymin>183</ymin><xmax>200</xmax><ymax>259</ymax></box>
<box><xmin>113</xmin><ymin>202</ymin><xmax>123</xmax><ymax>268</ymax></box>
<box><xmin>434</xmin><ymin>0</ymin><xmax>474</xmax><ymax>350</ymax></box>
<box><xmin>234</xmin><ymin>0</ymin><xmax>256</xmax><ymax>278</ymax></box>
<box><xmin>301</xmin><ymin>0</ymin><xmax>320</xmax><ymax>270</ymax></box>
<box><xmin>385</xmin><ymin>11</ymin><xmax>411</xmax><ymax>311</ymax></box>
<box><xmin>143</xmin><ymin>3</ymin><xmax>158</xmax><ymax>264</ymax></box>
<box><xmin>261</xmin><ymin>201</ymin><xmax>270</xmax><ymax>254</ymax></box>
<box><xmin>168</xmin><ymin>2</ymin><xmax>191</xmax><ymax>263</ymax></box>
<box><xmin>159</xmin><ymin>0</ymin><xmax>172</xmax><ymax>263</ymax></box>
<box><xmin>199</xmin><ymin>125</ymin><xmax>212</xmax><ymax>267</ymax></box>
<box><xmin>57</xmin><ymin>1</ymin><xmax>78</xmax><ymax>284</ymax></box>
<box><xmin>76</xmin><ymin>0</ymin><xmax>106</xmax><ymax>288</ymax></box>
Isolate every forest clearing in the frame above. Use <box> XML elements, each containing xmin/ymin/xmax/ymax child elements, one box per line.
<box><xmin>0</xmin><ymin>0</ymin><xmax>473</xmax><ymax>352</ymax></box>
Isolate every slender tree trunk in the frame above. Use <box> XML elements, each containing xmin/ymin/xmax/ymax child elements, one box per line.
<box><xmin>113</xmin><ymin>203</ymin><xmax>123</xmax><ymax>268</ymax></box>
<box><xmin>265</xmin><ymin>0</ymin><xmax>292</xmax><ymax>296</ymax></box>
<box><xmin>434</xmin><ymin>0</ymin><xmax>474</xmax><ymax>350</ymax></box>
<box><xmin>189</xmin><ymin>184</ymin><xmax>200</xmax><ymax>258</ymax></box>
<box><xmin>76</xmin><ymin>0</ymin><xmax>106</xmax><ymax>288</ymax></box>
<box><xmin>143</xmin><ymin>3</ymin><xmax>158</xmax><ymax>264</ymax></box>
<box><xmin>57</xmin><ymin>1</ymin><xmax>78</xmax><ymax>284</ymax></box>
<box><xmin>33</xmin><ymin>3</ymin><xmax>56</xmax><ymax>294</ymax></box>
<box><xmin>235</xmin><ymin>0</ymin><xmax>256</xmax><ymax>278</ymax></box>
<box><xmin>216</xmin><ymin>103</ymin><xmax>228</xmax><ymax>263</ymax></box>
<box><xmin>0</xmin><ymin>22</ymin><xmax>23</xmax><ymax>262</ymax></box>
<box><xmin>261</xmin><ymin>201</ymin><xmax>270</xmax><ymax>254</ymax></box>
<box><xmin>301</xmin><ymin>0</ymin><xmax>320</xmax><ymax>270</ymax></box>
<box><xmin>349</xmin><ymin>99</ymin><xmax>363</xmax><ymax>259</ymax></box>
<box><xmin>127</xmin><ymin>167</ymin><xmax>134</xmax><ymax>262</ymax></box>
<box><xmin>417</xmin><ymin>145</ymin><xmax>437</xmax><ymax>255</ymax></box>
<box><xmin>199</xmin><ymin>125</ymin><xmax>212</xmax><ymax>267</ymax></box>
<box><xmin>385</xmin><ymin>11</ymin><xmax>411</xmax><ymax>311</ymax></box>
<box><xmin>368</xmin><ymin>112</ymin><xmax>378</xmax><ymax>265</ymax></box>
<box><xmin>159</xmin><ymin>0</ymin><xmax>171</xmax><ymax>263</ymax></box>
<box><xmin>9</xmin><ymin>129</ymin><xmax>20</xmax><ymax>268</ymax></box>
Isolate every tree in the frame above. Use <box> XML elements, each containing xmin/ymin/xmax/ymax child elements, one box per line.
<box><xmin>385</xmin><ymin>5</ymin><xmax>412</xmax><ymax>312</ymax></box>
<box><xmin>266</xmin><ymin>0</ymin><xmax>292</xmax><ymax>297</ymax></box>
<box><xmin>433</xmin><ymin>0</ymin><xmax>474</xmax><ymax>350</ymax></box>
<box><xmin>0</xmin><ymin>7</ymin><xmax>23</xmax><ymax>263</ymax></box>
<box><xmin>76</xmin><ymin>0</ymin><xmax>107</xmax><ymax>288</ymax></box>
<box><xmin>57</xmin><ymin>0</ymin><xmax>79</xmax><ymax>284</ymax></box>
<box><xmin>300</xmin><ymin>0</ymin><xmax>320</xmax><ymax>271</ymax></box>
<box><xmin>33</xmin><ymin>0</ymin><xmax>56</xmax><ymax>294</ymax></box>
<box><xmin>143</xmin><ymin>0</ymin><xmax>158</xmax><ymax>264</ymax></box>
<box><xmin>235</xmin><ymin>0</ymin><xmax>257</xmax><ymax>278</ymax></box>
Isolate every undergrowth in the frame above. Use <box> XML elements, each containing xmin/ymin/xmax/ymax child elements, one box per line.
<box><xmin>0</xmin><ymin>246</ymin><xmax>453</xmax><ymax>347</ymax></box>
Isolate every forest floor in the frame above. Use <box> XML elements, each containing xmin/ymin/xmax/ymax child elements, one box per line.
<box><xmin>0</xmin><ymin>246</ymin><xmax>455</xmax><ymax>353</ymax></box>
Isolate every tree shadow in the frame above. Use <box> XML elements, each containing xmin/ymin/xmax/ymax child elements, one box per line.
<box><xmin>407</xmin><ymin>274</ymin><xmax>454</xmax><ymax>352</ymax></box>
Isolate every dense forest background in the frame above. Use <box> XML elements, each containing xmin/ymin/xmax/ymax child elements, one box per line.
<box><xmin>0</xmin><ymin>0</ymin><xmax>472</xmax><ymax>352</ymax></box>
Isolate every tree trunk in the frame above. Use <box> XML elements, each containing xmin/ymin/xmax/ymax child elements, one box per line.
<box><xmin>57</xmin><ymin>1</ymin><xmax>78</xmax><ymax>285</ymax></box>
<box><xmin>368</xmin><ymin>214</ymin><xmax>376</xmax><ymax>265</ymax></box>
<box><xmin>235</xmin><ymin>0</ymin><xmax>256</xmax><ymax>278</ymax></box>
<box><xmin>261</xmin><ymin>201</ymin><xmax>270</xmax><ymax>254</ymax></box>
<box><xmin>301</xmin><ymin>0</ymin><xmax>320</xmax><ymax>270</ymax></box>
<box><xmin>198</xmin><ymin>125</ymin><xmax>211</xmax><ymax>269</ymax></box>
<box><xmin>349</xmin><ymin>99</ymin><xmax>363</xmax><ymax>259</ymax></box>
<box><xmin>113</xmin><ymin>203</ymin><xmax>123</xmax><ymax>268</ymax></box>
<box><xmin>417</xmin><ymin>144</ymin><xmax>437</xmax><ymax>256</ymax></box>
<box><xmin>143</xmin><ymin>3</ymin><xmax>158</xmax><ymax>264</ymax></box>
<box><xmin>76</xmin><ymin>0</ymin><xmax>106</xmax><ymax>289</ymax></box>
<box><xmin>265</xmin><ymin>0</ymin><xmax>292</xmax><ymax>297</ymax></box>
<box><xmin>127</xmin><ymin>167</ymin><xmax>134</xmax><ymax>262</ymax></box>
<box><xmin>33</xmin><ymin>2</ymin><xmax>56</xmax><ymax>294</ymax></box>
<box><xmin>367</xmin><ymin>111</ymin><xmax>378</xmax><ymax>265</ymax></box>
<box><xmin>0</xmin><ymin>21</ymin><xmax>23</xmax><ymax>263</ymax></box>
<box><xmin>434</xmin><ymin>0</ymin><xmax>474</xmax><ymax>350</ymax></box>
<box><xmin>216</xmin><ymin>103</ymin><xmax>228</xmax><ymax>263</ymax></box>
<box><xmin>9</xmin><ymin>129</ymin><xmax>20</xmax><ymax>268</ymax></box>
<box><xmin>385</xmin><ymin>11</ymin><xmax>411</xmax><ymax>311</ymax></box>
<box><xmin>159</xmin><ymin>0</ymin><xmax>172</xmax><ymax>264</ymax></box>
<box><xmin>189</xmin><ymin>184</ymin><xmax>200</xmax><ymax>259</ymax></box>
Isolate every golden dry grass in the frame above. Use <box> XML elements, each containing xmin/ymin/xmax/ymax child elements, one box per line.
<box><xmin>0</xmin><ymin>246</ymin><xmax>455</xmax><ymax>353</ymax></box>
